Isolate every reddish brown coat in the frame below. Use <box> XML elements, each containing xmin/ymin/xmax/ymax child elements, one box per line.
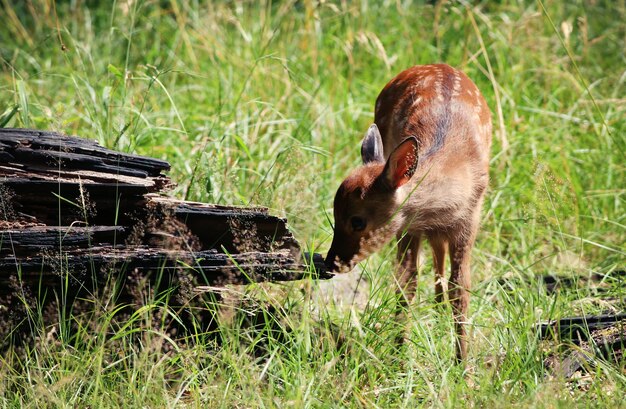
<box><xmin>325</xmin><ymin>64</ymin><xmax>492</xmax><ymax>362</ymax></box>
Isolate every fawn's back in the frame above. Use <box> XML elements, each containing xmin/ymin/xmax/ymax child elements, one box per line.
<box><xmin>373</xmin><ymin>64</ymin><xmax>492</xmax><ymax>233</ymax></box>
<box><xmin>375</xmin><ymin>64</ymin><xmax>491</xmax><ymax>164</ymax></box>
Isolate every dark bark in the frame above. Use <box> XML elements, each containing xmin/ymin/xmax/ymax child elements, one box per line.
<box><xmin>538</xmin><ymin>313</ymin><xmax>626</xmax><ymax>343</ymax></box>
<box><xmin>0</xmin><ymin>128</ymin><xmax>328</xmax><ymax>299</ymax></box>
<box><xmin>542</xmin><ymin>317</ymin><xmax>626</xmax><ymax>377</ymax></box>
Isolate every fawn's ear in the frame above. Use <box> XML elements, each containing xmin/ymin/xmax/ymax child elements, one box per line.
<box><xmin>383</xmin><ymin>137</ymin><xmax>419</xmax><ymax>189</ymax></box>
<box><xmin>361</xmin><ymin>124</ymin><xmax>384</xmax><ymax>164</ymax></box>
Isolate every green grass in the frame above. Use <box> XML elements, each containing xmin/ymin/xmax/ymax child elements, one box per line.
<box><xmin>1</xmin><ymin>0</ymin><xmax>625</xmax><ymax>407</ymax></box>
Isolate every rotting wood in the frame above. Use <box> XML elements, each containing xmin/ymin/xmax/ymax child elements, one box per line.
<box><xmin>498</xmin><ymin>270</ymin><xmax>626</xmax><ymax>295</ymax></box>
<box><xmin>0</xmin><ymin>246</ymin><xmax>327</xmax><ymax>294</ymax></box>
<box><xmin>0</xmin><ymin>128</ymin><xmax>330</xmax><ymax>348</ymax></box>
<box><xmin>146</xmin><ymin>195</ymin><xmax>302</xmax><ymax>253</ymax></box>
<box><xmin>538</xmin><ymin>307</ymin><xmax>626</xmax><ymax>378</ymax></box>
<box><xmin>0</xmin><ymin>128</ymin><xmax>170</xmax><ymax>178</ymax></box>
<box><xmin>534</xmin><ymin>268</ymin><xmax>626</xmax><ymax>377</ymax></box>
<box><xmin>538</xmin><ymin>313</ymin><xmax>626</xmax><ymax>344</ymax></box>
<box><xmin>0</xmin><ymin>128</ymin><xmax>328</xmax><ymax>302</ymax></box>
<box><xmin>542</xmin><ymin>317</ymin><xmax>626</xmax><ymax>378</ymax></box>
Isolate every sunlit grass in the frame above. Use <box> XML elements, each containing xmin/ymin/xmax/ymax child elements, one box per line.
<box><xmin>0</xmin><ymin>0</ymin><xmax>625</xmax><ymax>407</ymax></box>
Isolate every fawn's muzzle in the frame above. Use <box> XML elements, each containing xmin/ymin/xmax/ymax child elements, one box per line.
<box><xmin>324</xmin><ymin>231</ymin><xmax>360</xmax><ymax>273</ymax></box>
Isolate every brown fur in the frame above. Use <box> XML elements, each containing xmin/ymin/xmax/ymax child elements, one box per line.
<box><xmin>325</xmin><ymin>64</ymin><xmax>492</xmax><ymax>362</ymax></box>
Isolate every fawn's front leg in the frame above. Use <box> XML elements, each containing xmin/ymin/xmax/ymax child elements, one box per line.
<box><xmin>448</xmin><ymin>227</ymin><xmax>477</xmax><ymax>362</ymax></box>
<box><xmin>428</xmin><ymin>234</ymin><xmax>448</xmax><ymax>305</ymax></box>
<box><xmin>395</xmin><ymin>232</ymin><xmax>422</xmax><ymax>312</ymax></box>
<box><xmin>393</xmin><ymin>232</ymin><xmax>422</xmax><ymax>345</ymax></box>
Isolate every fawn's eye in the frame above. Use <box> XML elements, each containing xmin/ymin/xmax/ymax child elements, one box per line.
<box><xmin>350</xmin><ymin>216</ymin><xmax>367</xmax><ymax>232</ymax></box>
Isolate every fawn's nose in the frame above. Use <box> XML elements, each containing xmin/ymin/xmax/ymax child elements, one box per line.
<box><xmin>324</xmin><ymin>251</ymin><xmax>338</xmax><ymax>272</ymax></box>
<box><xmin>324</xmin><ymin>230</ymin><xmax>358</xmax><ymax>273</ymax></box>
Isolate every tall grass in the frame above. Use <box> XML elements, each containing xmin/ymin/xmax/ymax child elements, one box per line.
<box><xmin>1</xmin><ymin>0</ymin><xmax>625</xmax><ymax>407</ymax></box>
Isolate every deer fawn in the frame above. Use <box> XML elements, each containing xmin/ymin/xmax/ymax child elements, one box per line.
<box><xmin>324</xmin><ymin>64</ymin><xmax>492</xmax><ymax>361</ymax></box>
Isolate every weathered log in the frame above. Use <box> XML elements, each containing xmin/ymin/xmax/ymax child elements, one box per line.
<box><xmin>146</xmin><ymin>195</ymin><xmax>301</xmax><ymax>253</ymax></box>
<box><xmin>538</xmin><ymin>313</ymin><xmax>626</xmax><ymax>343</ymax></box>
<box><xmin>0</xmin><ymin>135</ymin><xmax>170</xmax><ymax>225</ymax></box>
<box><xmin>0</xmin><ymin>128</ymin><xmax>328</xmax><ymax>290</ymax></box>
<box><xmin>0</xmin><ymin>128</ymin><xmax>330</xmax><ymax>348</ymax></box>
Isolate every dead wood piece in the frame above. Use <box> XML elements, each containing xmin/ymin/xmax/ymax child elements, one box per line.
<box><xmin>1</xmin><ymin>130</ymin><xmax>173</xmax><ymax>226</ymax></box>
<box><xmin>0</xmin><ymin>247</ymin><xmax>327</xmax><ymax>295</ymax></box>
<box><xmin>0</xmin><ymin>128</ymin><xmax>170</xmax><ymax>177</ymax></box>
<box><xmin>0</xmin><ymin>128</ymin><xmax>332</xmax><ymax>350</ymax></box>
<box><xmin>0</xmin><ymin>226</ymin><xmax>126</xmax><ymax>256</ymax></box>
<box><xmin>538</xmin><ymin>313</ymin><xmax>626</xmax><ymax>343</ymax></box>
<box><xmin>0</xmin><ymin>164</ymin><xmax>168</xmax><ymax>188</ymax></box>
<box><xmin>147</xmin><ymin>195</ymin><xmax>300</xmax><ymax>252</ymax></box>
<box><xmin>2</xmin><ymin>180</ymin><xmax>157</xmax><ymax>226</ymax></box>
<box><xmin>544</xmin><ymin>322</ymin><xmax>626</xmax><ymax>378</ymax></box>
<box><xmin>0</xmin><ymin>128</ymin><xmax>329</xmax><ymax>293</ymax></box>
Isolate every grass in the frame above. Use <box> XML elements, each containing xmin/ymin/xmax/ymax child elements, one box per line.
<box><xmin>0</xmin><ymin>0</ymin><xmax>625</xmax><ymax>407</ymax></box>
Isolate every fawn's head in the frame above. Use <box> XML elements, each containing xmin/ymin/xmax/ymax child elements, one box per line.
<box><xmin>325</xmin><ymin>124</ymin><xmax>419</xmax><ymax>272</ymax></box>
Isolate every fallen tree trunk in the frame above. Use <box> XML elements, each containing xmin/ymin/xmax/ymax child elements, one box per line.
<box><xmin>0</xmin><ymin>128</ymin><xmax>329</xmax><ymax>347</ymax></box>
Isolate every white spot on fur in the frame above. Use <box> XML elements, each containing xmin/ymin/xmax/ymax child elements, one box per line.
<box><xmin>452</xmin><ymin>70</ymin><xmax>462</xmax><ymax>97</ymax></box>
<box><xmin>422</xmin><ymin>75</ymin><xmax>434</xmax><ymax>88</ymax></box>
<box><xmin>435</xmin><ymin>70</ymin><xmax>444</xmax><ymax>102</ymax></box>
<box><xmin>412</xmin><ymin>95</ymin><xmax>423</xmax><ymax>107</ymax></box>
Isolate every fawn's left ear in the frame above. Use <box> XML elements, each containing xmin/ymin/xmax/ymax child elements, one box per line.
<box><xmin>383</xmin><ymin>137</ymin><xmax>419</xmax><ymax>189</ymax></box>
<box><xmin>361</xmin><ymin>124</ymin><xmax>385</xmax><ymax>164</ymax></box>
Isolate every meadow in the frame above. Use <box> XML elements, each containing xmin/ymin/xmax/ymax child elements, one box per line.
<box><xmin>0</xmin><ymin>0</ymin><xmax>625</xmax><ymax>407</ymax></box>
